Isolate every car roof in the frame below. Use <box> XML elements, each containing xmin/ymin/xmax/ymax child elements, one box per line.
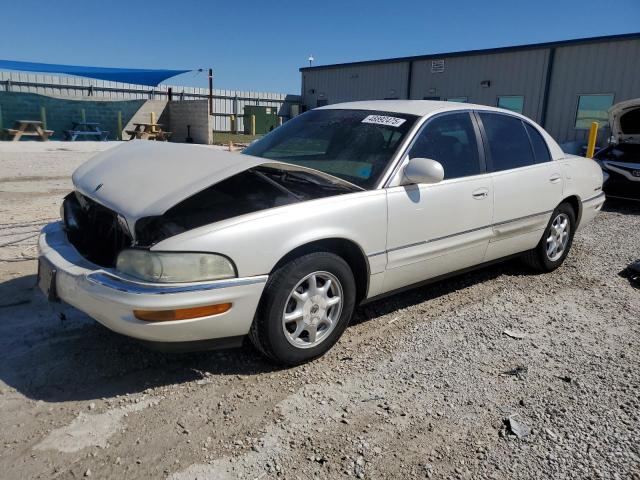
<box><xmin>318</xmin><ymin>100</ymin><xmax>511</xmax><ymax>117</ymax></box>
<box><xmin>317</xmin><ymin>100</ymin><xmax>566</xmax><ymax>161</ymax></box>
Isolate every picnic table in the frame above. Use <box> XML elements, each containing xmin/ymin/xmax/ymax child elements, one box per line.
<box><xmin>64</xmin><ymin>122</ymin><xmax>109</xmax><ymax>141</ymax></box>
<box><xmin>126</xmin><ymin>122</ymin><xmax>172</xmax><ymax>141</ymax></box>
<box><xmin>3</xmin><ymin>120</ymin><xmax>54</xmax><ymax>141</ymax></box>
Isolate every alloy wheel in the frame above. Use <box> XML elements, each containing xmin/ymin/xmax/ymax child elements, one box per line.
<box><xmin>546</xmin><ymin>212</ymin><xmax>570</xmax><ymax>262</ymax></box>
<box><xmin>281</xmin><ymin>271</ymin><xmax>343</xmax><ymax>349</ymax></box>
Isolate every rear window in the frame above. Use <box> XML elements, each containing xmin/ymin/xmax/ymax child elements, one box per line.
<box><xmin>479</xmin><ymin>113</ymin><xmax>535</xmax><ymax>171</ymax></box>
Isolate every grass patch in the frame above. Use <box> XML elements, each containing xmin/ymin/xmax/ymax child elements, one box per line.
<box><xmin>212</xmin><ymin>132</ymin><xmax>262</xmax><ymax>145</ymax></box>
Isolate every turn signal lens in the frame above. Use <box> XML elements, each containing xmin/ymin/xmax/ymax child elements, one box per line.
<box><xmin>133</xmin><ymin>303</ymin><xmax>232</xmax><ymax>322</ymax></box>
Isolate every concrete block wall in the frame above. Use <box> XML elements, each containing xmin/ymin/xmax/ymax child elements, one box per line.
<box><xmin>0</xmin><ymin>91</ymin><xmax>145</xmax><ymax>140</ymax></box>
<box><xmin>168</xmin><ymin>100</ymin><xmax>213</xmax><ymax>144</ymax></box>
<box><xmin>0</xmin><ymin>91</ymin><xmax>217</xmax><ymax>145</ymax></box>
<box><xmin>122</xmin><ymin>100</ymin><xmax>169</xmax><ymax>139</ymax></box>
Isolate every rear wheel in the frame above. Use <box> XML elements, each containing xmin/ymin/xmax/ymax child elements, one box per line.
<box><xmin>522</xmin><ymin>202</ymin><xmax>576</xmax><ymax>272</ymax></box>
<box><xmin>249</xmin><ymin>252</ymin><xmax>356</xmax><ymax>365</ymax></box>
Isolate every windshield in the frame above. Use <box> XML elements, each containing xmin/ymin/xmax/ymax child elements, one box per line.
<box><xmin>243</xmin><ymin>109</ymin><xmax>418</xmax><ymax>189</ymax></box>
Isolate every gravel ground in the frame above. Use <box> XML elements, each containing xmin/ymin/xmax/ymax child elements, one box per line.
<box><xmin>0</xmin><ymin>142</ymin><xmax>638</xmax><ymax>479</ymax></box>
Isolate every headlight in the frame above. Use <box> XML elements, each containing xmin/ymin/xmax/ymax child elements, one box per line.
<box><xmin>116</xmin><ymin>250</ymin><xmax>236</xmax><ymax>283</ymax></box>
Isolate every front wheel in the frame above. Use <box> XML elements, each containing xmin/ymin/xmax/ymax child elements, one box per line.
<box><xmin>249</xmin><ymin>252</ymin><xmax>356</xmax><ymax>365</ymax></box>
<box><xmin>522</xmin><ymin>202</ymin><xmax>576</xmax><ymax>272</ymax></box>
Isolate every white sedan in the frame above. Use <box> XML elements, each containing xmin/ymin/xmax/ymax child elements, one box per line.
<box><xmin>38</xmin><ymin>101</ymin><xmax>605</xmax><ymax>364</ymax></box>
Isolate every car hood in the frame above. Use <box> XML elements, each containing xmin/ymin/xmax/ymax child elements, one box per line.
<box><xmin>72</xmin><ymin>141</ymin><xmax>360</xmax><ymax>229</ymax></box>
<box><xmin>72</xmin><ymin>141</ymin><xmax>268</xmax><ymax>226</ymax></box>
<box><xmin>609</xmin><ymin>98</ymin><xmax>640</xmax><ymax>144</ymax></box>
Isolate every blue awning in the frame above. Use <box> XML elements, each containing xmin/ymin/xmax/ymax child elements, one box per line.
<box><xmin>0</xmin><ymin>60</ymin><xmax>192</xmax><ymax>86</ymax></box>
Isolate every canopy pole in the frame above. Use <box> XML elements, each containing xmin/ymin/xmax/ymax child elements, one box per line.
<box><xmin>208</xmin><ymin>68</ymin><xmax>213</xmax><ymax>116</ymax></box>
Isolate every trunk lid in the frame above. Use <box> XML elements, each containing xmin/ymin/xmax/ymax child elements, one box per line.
<box><xmin>609</xmin><ymin>98</ymin><xmax>640</xmax><ymax>144</ymax></box>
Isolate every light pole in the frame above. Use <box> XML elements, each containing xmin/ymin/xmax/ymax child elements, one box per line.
<box><xmin>308</xmin><ymin>55</ymin><xmax>314</xmax><ymax>67</ymax></box>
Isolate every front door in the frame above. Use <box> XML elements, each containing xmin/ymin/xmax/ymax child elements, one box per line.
<box><xmin>382</xmin><ymin>112</ymin><xmax>494</xmax><ymax>294</ymax></box>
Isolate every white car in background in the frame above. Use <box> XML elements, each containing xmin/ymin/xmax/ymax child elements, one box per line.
<box><xmin>38</xmin><ymin>101</ymin><xmax>605</xmax><ymax>365</ymax></box>
<box><xmin>594</xmin><ymin>98</ymin><xmax>640</xmax><ymax>201</ymax></box>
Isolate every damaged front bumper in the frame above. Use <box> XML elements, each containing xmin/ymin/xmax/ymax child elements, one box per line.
<box><xmin>37</xmin><ymin>222</ymin><xmax>267</xmax><ymax>344</ymax></box>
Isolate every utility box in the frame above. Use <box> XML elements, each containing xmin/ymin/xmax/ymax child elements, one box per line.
<box><xmin>243</xmin><ymin>105</ymin><xmax>278</xmax><ymax>134</ymax></box>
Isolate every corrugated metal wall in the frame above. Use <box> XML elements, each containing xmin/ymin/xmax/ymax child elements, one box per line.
<box><xmin>409</xmin><ymin>49</ymin><xmax>549</xmax><ymax>122</ymax></box>
<box><xmin>301</xmin><ymin>37</ymin><xmax>640</xmax><ymax>144</ymax></box>
<box><xmin>544</xmin><ymin>38</ymin><xmax>640</xmax><ymax>143</ymax></box>
<box><xmin>0</xmin><ymin>71</ymin><xmax>301</xmax><ymax>132</ymax></box>
<box><xmin>302</xmin><ymin>62</ymin><xmax>409</xmax><ymax>107</ymax></box>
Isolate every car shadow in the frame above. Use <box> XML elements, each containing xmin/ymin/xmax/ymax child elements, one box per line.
<box><xmin>0</xmin><ymin>274</ymin><xmax>276</xmax><ymax>403</ymax></box>
<box><xmin>351</xmin><ymin>258</ymin><xmax>520</xmax><ymax>325</ymax></box>
<box><xmin>602</xmin><ymin>197</ymin><xmax>640</xmax><ymax>215</ymax></box>
<box><xmin>0</xmin><ymin>259</ymin><xmax>523</xmax><ymax>403</ymax></box>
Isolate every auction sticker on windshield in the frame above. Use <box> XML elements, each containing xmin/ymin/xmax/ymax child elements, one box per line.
<box><xmin>362</xmin><ymin>115</ymin><xmax>406</xmax><ymax>127</ymax></box>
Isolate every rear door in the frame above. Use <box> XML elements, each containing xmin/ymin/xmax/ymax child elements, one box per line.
<box><xmin>383</xmin><ymin>111</ymin><xmax>493</xmax><ymax>293</ymax></box>
<box><xmin>476</xmin><ymin>112</ymin><xmax>563</xmax><ymax>261</ymax></box>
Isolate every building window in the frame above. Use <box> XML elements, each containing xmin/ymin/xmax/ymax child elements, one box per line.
<box><xmin>574</xmin><ymin>94</ymin><xmax>614</xmax><ymax>129</ymax></box>
<box><xmin>497</xmin><ymin>96</ymin><xmax>524</xmax><ymax>114</ymax></box>
<box><xmin>446</xmin><ymin>97</ymin><xmax>468</xmax><ymax>103</ymax></box>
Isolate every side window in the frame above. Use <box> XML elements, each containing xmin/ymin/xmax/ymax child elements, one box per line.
<box><xmin>409</xmin><ymin>112</ymin><xmax>481</xmax><ymax>180</ymax></box>
<box><xmin>479</xmin><ymin>113</ymin><xmax>535</xmax><ymax>171</ymax></box>
<box><xmin>524</xmin><ymin>122</ymin><xmax>551</xmax><ymax>163</ymax></box>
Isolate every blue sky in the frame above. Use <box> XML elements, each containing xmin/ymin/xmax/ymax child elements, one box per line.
<box><xmin>1</xmin><ymin>0</ymin><xmax>638</xmax><ymax>94</ymax></box>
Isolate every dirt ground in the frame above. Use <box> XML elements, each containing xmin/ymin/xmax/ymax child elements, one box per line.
<box><xmin>0</xmin><ymin>142</ymin><xmax>638</xmax><ymax>480</ymax></box>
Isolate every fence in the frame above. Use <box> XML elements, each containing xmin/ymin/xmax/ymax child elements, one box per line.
<box><xmin>0</xmin><ymin>70</ymin><xmax>301</xmax><ymax>132</ymax></box>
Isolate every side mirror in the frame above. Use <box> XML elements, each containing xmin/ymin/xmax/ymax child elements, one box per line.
<box><xmin>402</xmin><ymin>158</ymin><xmax>444</xmax><ymax>185</ymax></box>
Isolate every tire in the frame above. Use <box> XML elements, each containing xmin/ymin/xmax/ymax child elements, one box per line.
<box><xmin>249</xmin><ymin>251</ymin><xmax>356</xmax><ymax>365</ymax></box>
<box><xmin>522</xmin><ymin>202</ymin><xmax>576</xmax><ymax>272</ymax></box>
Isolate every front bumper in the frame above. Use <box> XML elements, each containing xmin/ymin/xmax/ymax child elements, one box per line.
<box><xmin>601</xmin><ymin>161</ymin><xmax>640</xmax><ymax>201</ymax></box>
<box><xmin>38</xmin><ymin>222</ymin><xmax>267</xmax><ymax>343</ymax></box>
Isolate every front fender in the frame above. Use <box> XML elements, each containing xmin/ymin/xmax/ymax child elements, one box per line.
<box><xmin>152</xmin><ymin>190</ymin><xmax>388</xmax><ymax>277</ymax></box>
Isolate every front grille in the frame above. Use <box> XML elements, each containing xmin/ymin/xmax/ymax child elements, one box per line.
<box><xmin>63</xmin><ymin>192</ymin><xmax>132</xmax><ymax>267</ymax></box>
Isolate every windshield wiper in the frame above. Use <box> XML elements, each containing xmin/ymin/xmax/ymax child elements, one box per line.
<box><xmin>279</xmin><ymin>170</ymin><xmax>362</xmax><ymax>191</ymax></box>
<box><xmin>251</xmin><ymin>170</ymin><xmax>304</xmax><ymax>200</ymax></box>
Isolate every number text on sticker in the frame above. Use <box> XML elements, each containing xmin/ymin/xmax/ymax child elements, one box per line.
<box><xmin>362</xmin><ymin>115</ymin><xmax>406</xmax><ymax>128</ymax></box>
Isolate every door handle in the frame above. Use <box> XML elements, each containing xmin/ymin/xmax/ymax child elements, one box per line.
<box><xmin>549</xmin><ymin>174</ymin><xmax>562</xmax><ymax>183</ymax></box>
<box><xmin>472</xmin><ymin>188</ymin><xmax>489</xmax><ymax>199</ymax></box>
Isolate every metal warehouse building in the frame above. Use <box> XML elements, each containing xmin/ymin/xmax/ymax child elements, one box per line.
<box><xmin>299</xmin><ymin>33</ymin><xmax>640</xmax><ymax>145</ymax></box>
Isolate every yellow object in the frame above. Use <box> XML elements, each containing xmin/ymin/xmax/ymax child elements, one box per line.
<box><xmin>133</xmin><ymin>303</ymin><xmax>232</xmax><ymax>322</ymax></box>
<box><xmin>586</xmin><ymin>121</ymin><xmax>598</xmax><ymax>158</ymax></box>
<box><xmin>230</xmin><ymin>115</ymin><xmax>235</xmax><ymax>133</ymax></box>
<box><xmin>150</xmin><ymin>111</ymin><xmax>156</xmax><ymax>133</ymax></box>
<box><xmin>251</xmin><ymin>114</ymin><xmax>256</xmax><ymax>136</ymax></box>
